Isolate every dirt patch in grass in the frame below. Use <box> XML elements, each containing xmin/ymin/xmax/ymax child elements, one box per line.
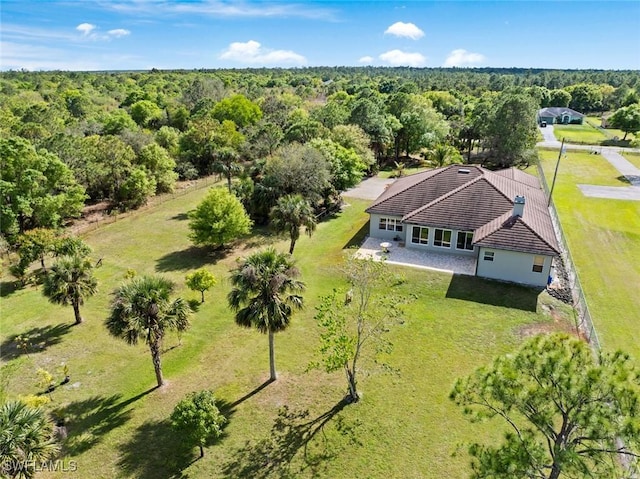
<box><xmin>516</xmin><ymin>303</ymin><xmax>577</xmax><ymax>339</ymax></box>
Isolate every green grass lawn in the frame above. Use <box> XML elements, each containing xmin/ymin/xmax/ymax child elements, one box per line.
<box><xmin>553</xmin><ymin>122</ymin><xmax>608</xmax><ymax>145</ymax></box>
<box><xmin>623</xmin><ymin>151</ymin><xmax>640</xmax><ymax>170</ymax></box>
<box><xmin>538</xmin><ymin>149</ymin><xmax>640</xmax><ymax>358</ymax></box>
<box><xmin>1</xmin><ymin>185</ymin><xmax>574</xmax><ymax>478</ymax></box>
<box><xmin>586</xmin><ymin>116</ymin><xmax>637</xmax><ymax>142</ymax></box>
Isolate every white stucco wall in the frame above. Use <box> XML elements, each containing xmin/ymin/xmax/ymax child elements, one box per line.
<box><xmin>476</xmin><ymin>247</ymin><xmax>553</xmax><ymax>287</ymax></box>
<box><xmin>368</xmin><ymin>213</ymin><xmax>405</xmax><ymax>241</ymax></box>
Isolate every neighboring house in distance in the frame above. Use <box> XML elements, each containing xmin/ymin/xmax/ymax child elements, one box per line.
<box><xmin>366</xmin><ymin>165</ymin><xmax>560</xmax><ymax>287</ymax></box>
<box><xmin>537</xmin><ymin>107</ymin><xmax>585</xmax><ymax>125</ymax></box>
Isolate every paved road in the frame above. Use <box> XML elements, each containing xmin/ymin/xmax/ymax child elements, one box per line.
<box><xmin>342</xmin><ymin>176</ymin><xmax>394</xmax><ymax>200</ymax></box>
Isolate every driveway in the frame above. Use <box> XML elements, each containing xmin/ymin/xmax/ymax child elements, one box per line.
<box><xmin>342</xmin><ymin>176</ymin><xmax>394</xmax><ymax>200</ymax></box>
<box><xmin>537</xmin><ymin>128</ymin><xmax>640</xmax><ymax>199</ymax></box>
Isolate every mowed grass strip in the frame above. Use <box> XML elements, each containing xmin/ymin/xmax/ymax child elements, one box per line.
<box><xmin>1</xmin><ymin>184</ymin><xmax>572</xmax><ymax>478</ymax></box>
<box><xmin>539</xmin><ymin>149</ymin><xmax>640</xmax><ymax>358</ymax></box>
<box><xmin>553</xmin><ymin>123</ymin><xmax>608</xmax><ymax>144</ymax></box>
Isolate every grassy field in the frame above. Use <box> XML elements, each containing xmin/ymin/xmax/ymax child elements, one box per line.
<box><xmin>2</xmin><ymin>184</ymin><xmax>574</xmax><ymax>478</ymax></box>
<box><xmin>553</xmin><ymin>122</ymin><xmax>608</xmax><ymax>144</ymax></box>
<box><xmin>586</xmin><ymin>116</ymin><xmax>637</xmax><ymax>142</ymax></box>
<box><xmin>538</xmin><ymin>149</ymin><xmax>640</xmax><ymax>358</ymax></box>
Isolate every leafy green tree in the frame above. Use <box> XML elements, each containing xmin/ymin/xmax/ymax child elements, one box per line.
<box><xmin>228</xmin><ymin>248</ymin><xmax>305</xmax><ymax>381</ymax></box>
<box><xmin>608</xmin><ymin>103</ymin><xmax>640</xmax><ymax>140</ymax></box>
<box><xmin>565</xmin><ymin>83</ymin><xmax>604</xmax><ymax>113</ymax></box>
<box><xmin>170</xmin><ymin>390</ymin><xmax>227</xmax><ymax>458</ymax></box>
<box><xmin>330</xmin><ymin>124</ymin><xmax>375</xmax><ymax>168</ymax></box>
<box><xmin>212</xmin><ymin>94</ymin><xmax>262</xmax><ymax>128</ymax></box>
<box><xmin>101</xmin><ymin>109</ymin><xmax>137</xmax><ymax>135</ymax></box>
<box><xmin>0</xmin><ymin>400</ymin><xmax>60</xmax><ymax>479</ymax></box>
<box><xmin>311</xmin><ymin>256</ymin><xmax>404</xmax><ymax>403</ymax></box>
<box><xmin>310</xmin><ymin>138</ymin><xmax>367</xmax><ymax>191</ymax></box>
<box><xmin>485</xmin><ymin>93</ymin><xmax>538</xmax><ymax>168</ymax></box>
<box><xmin>130</xmin><ymin>100</ymin><xmax>163</xmax><ymax>128</ymax></box>
<box><xmin>185</xmin><ymin>269</ymin><xmax>217</xmax><ymax>303</ymax></box>
<box><xmin>15</xmin><ymin>228</ymin><xmax>58</xmax><ymax>271</ymax></box>
<box><xmin>0</xmin><ymin>137</ymin><xmax>86</xmax><ymax>237</ymax></box>
<box><xmin>106</xmin><ymin>275</ymin><xmax>191</xmax><ymax>388</ymax></box>
<box><xmin>53</xmin><ymin>236</ymin><xmax>92</xmax><ymax>259</ymax></box>
<box><xmin>43</xmin><ymin>254</ymin><xmax>98</xmax><ymax>325</ymax></box>
<box><xmin>188</xmin><ymin>188</ymin><xmax>252</xmax><ymax>249</ymax></box>
<box><xmin>450</xmin><ymin>333</ymin><xmax>640</xmax><ymax>479</ymax></box>
<box><xmin>180</xmin><ymin>117</ymin><xmax>245</xmax><ymax>176</ymax></box>
<box><xmin>115</xmin><ymin>167</ymin><xmax>156</xmax><ymax>210</ymax></box>
<box><xmin>547</xmin><ymin>89</ymin><xmax>571</xmax><ymax>107</ymax></box>
<box><xmin>270</xmin><ymin>194</ymin><xmax>316</xmax><ymax>254</ymax></box>
<box><xmin>137</xmin><ymin>143</ymin><xmax>178</xmax><ymax>193</ymax></box>
<box><xmin>262</xmin><ymin>144</ymin><xmax>332</xmax><ymax>205</ymax></box>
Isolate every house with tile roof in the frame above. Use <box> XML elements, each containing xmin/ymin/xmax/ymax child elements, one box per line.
<box><xmin>537</xmin><ymin>107</ymin><xmax>585</xmax><ymax>125</ymax></box>
<box><xmin>365</xmin><ymin>165</ymin><xmax>560</xmax><ymax>286</ymax></box>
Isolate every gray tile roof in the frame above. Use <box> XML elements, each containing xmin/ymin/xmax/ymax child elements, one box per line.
<box><xmin>367</xmin><ymin>165</ymin><xmax>560</xmax><ymax>256</ymax></box>
<box><xmin>537</xmin><ymin>107</ymin><xmax>585</xmax><ymax>118</ymax></box>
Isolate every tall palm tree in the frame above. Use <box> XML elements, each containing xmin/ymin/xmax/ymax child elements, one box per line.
<box><xmin>42</xmin><ymin>254</ymin><xmax>98</xmax><ymax>325</ymax></box>
<box><xmin>105</xmin><ymin>275</ymin><xmax>191</xmax><ymax>388</ymax></box>
<box><xmin>269</xmin><ymin>194</ymin><xmax>316</xmax><ymax>255</ymax></box>
<box><xmin>212</xmin><ymin>147</ymin><xmax>241</xmax><ymax>192</ymax></box>
<box><xmin>0</xmin><ymin>400</ymin><xmax>60</xmax><ymax>479</ymax></box>
<box><xmin>228</xmin><ymin>248</ymin><xmax>305</xmax><ymax>381</ymax></box>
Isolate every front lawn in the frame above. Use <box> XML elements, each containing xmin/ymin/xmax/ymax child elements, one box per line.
<box><xmin>1</xmin><ymin>184</ymin><xmax>573</xmax><ymax>478</ymax></box>
<box><xmin>538</xmin><ymin>149</ymin><xmax>640</xmax><ymax>358</ymax></box>
<box><xmin>553</xmin><ymin>123</ymin><xmax>608</xmax><ymax>145</ymax></box>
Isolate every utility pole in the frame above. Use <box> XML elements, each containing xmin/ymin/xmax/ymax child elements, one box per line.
<box><xmin>548</xmin><ymin>137</ymin><xmax>565</xmax><ymax>207</ymax></box>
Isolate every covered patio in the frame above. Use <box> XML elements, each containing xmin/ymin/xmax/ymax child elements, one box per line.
<box><xmin>355</xmin><ymin>237</ymin><xmax>477</xmax><ymax>276</ymax></box>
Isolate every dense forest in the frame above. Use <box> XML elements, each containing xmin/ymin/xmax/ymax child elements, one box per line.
<box><xmin>1</xmin><ymin>67</ymin><xmax>639</xmax><ymax>246</ymax></box>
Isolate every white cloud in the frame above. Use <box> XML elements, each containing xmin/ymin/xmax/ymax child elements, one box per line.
<box><xmin>384</xmin><ymin>22</ymin><xmax>424</xmax><ymax>40</ymax></box>
<box><xmin>379</xmin><ymin>49</ymin><xmax>426</xmax><ymax>67</ymax></box>
<box><xmin>102</xmin><ymin>1</ymin><xmax>336</xmax><ymax>20</ymax></box>
<box><xmin>76</xmin><ymin>23</ymin><xmax>96</xmax><ymax>35</ymax></box>
<box><xmin>108</xmin><ymin>29</ymin><xmax>131</xmax><ymax>38</ymax></box>
<box><xmin>444</xmin><ymin>49</ymin><xmax>486</xmax><ymax>67</ymax></box>
<box><xmin>219</xmin><ymin>40</ymin><xmax>306</xmax><ymax>66</ymax></box>
<box><xmin>358</xmin><ymin>56</ymin><xmax>373</xmax><ymax>64</ymax></box>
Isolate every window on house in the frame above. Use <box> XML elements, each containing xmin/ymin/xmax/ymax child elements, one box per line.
<box><xmin>483</xmin><ymin>251</ymin><xmax>494</xmax><ymax>262</ymax></box>
<box><xmin>532</xmin><ymin>256</ymin><xmax>545</xmax><ymax>273</ymax></box>
<box><xmin>411</xmin><ymin>226</ymin><xmax>429</xmax><ymax>245</ymax></box>
<box><xmin>433</xmin><ymin>229</ymin><xmax>452</xmax><ymax>248</ymax></box>
<box><xmin>456</xmin><ymin>231</ymin><xmax>474</xmax><ymax>251</ymax></box>
<box><xmin>378</xmin><ymin>217</ymin><xmax>403</xmax><ymax>232</ymax></box>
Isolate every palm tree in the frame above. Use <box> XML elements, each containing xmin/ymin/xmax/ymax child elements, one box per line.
<box><xmin>0</xmin><ymin>400</ymin><xmax>60</xmax><ymax>479</ymax></box>
<box><xmin>269</xmin><ymin>194</ymin><xmax>316</xmax><ymax>255</ymax></box>
<box><xmin>42</xmin><ymin>254</ymin><xmax>98</xmax><ymax>325</ymax></box>
<box><xmin>105</xmin><ymin>275</ymin><xmax>191</xmax><ymax>388</ymax></box>
<box><xmin>228</xmin><ymin>248</ymin><xmax>305</xmax><ymax>381</ymax></box>
<box><xmin>212</xmin><ymin>147</ymin><xmax>241</xmax><ymax>192</ymax></box>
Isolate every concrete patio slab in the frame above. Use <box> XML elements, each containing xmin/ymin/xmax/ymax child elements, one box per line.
<box><xmin>355</xmin><ymin>236</ymin><xmax>477</xmax><ymax>276</ymax></box>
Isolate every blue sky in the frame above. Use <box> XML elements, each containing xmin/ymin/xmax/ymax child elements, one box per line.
<box><xmin>1</xmin><ymin>1</ymin><xmax>639</xmax><ymax>71</ymax></box>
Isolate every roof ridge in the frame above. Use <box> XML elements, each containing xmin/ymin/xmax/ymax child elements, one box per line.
<box><xmin>475</xmin><ymin>212</ymin><xmax>559</xmax><ymax>254</ymax></box>
<box><xmin>367</xmin><ymin>168</ymin><xmax>442</xmax><ymax>210</ymax></box>
<box><xmin>402</xmin><ymin>173</ymin><xmax>485</xmax><ymax>220</ymax></box>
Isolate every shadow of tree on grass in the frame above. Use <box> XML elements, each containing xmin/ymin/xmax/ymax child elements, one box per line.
<box><xmin>155</xmin><ymin>246</ymin><xmax>225</xmax><ymax>272</ymax></box>
<box><xmin>116</xmin><ymin>398</ymin><xmax>235</xmax><ymax>479</ymax></box>
<box><xmin>446</xmin><ymin>274</ymin><xmax>542</xmax><ymax>312</ymax></box>
<box><xmin>0</xmin><ymin>280</ymin><xmax>20</xmax><ymax>298</ymax></box>
<box><xmin>222</xmin><ymin>399</ymin><xmax>356</xmax><ymax>478</ymax></box>
<box><xmin>342</xmin><ymin>221</ymin><xmax>369</xmax><ymax>250</ymax></box>
<box><xmin>1</xmin><ymin>323</ymin><xmax>73</xmax><ymax>361</ymax></box>
<box><xmin>59</xmin><ymin>388</ymin><xmax>154</xmax><ymax>456</ymax></box>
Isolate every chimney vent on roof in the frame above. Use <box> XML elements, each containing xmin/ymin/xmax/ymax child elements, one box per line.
<box><xmin>458</xmin><ymin>168</ymin><xmax>470</xmax><ymax>174</ymax></box>
<box><xmin>513</xmin><ymin>195</ymin><xmax>525</xmax><ymax>217</ymax></box>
